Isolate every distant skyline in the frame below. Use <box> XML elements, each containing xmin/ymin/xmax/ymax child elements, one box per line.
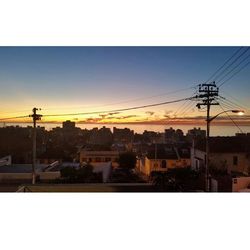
<box><xmin>0</xmin><ymin>47</ymin><xmax>249</xmax><ymax>126</ymax></box>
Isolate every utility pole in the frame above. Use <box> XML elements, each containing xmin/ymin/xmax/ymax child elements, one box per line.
<box><xmin>196</xmin><ymin>82</ymin><xmax>219</xmax><ymax>192</ymax></box>
<box><xmin>29</xmin><ymin>108</ymin><xmax>42</xmax><ymax>185</ymax></box>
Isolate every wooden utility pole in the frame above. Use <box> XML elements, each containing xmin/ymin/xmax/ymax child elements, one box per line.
<box><xmin>29</xmin><ymin>108</ymin><xmax>42</xmax><ymax>184</ymax></box>
<box><xmin>196</xmin><ymin>82</ymin><xmax>219</xmax><ymax>191</ymax></box>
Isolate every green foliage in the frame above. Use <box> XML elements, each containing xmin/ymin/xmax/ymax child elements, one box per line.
<box><xmin>118</xmin><ymin>152</ymin><xmax>136</xmax><ymax>170</ymax></box>
<box><xmin>60</xmin><ymin>164</ymin><xmax>96</xmax><ymax>183</ymax></box>
<box><xmin>77</xmin><ymin>165</ymin><xmax>93</xmax><ymax>182</ymax></box>
<box><xmin>167</xmin><ymin>167</ymin><xmax>198</xmax><ymax>179</ymax></box>
<box><xmin>151</xmin><ymin>171</ymin><xmax>180</xmax><ymax>192</ymax></box>
<box><xmin>150</xmin><ymin>168</ymin><xmax>199</xmax><ymax>191</ymax></box>
<box><xmin>60</xmin><ymin>167</ymin><xmax>77</xmax><ymax>180</ymax></box>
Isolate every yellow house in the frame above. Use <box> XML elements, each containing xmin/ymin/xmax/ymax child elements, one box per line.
<box><xmin>79</xmin><ymin>149</ymin><xmax>120</xmax><ymax>168</ymax></box>
<box><xmin>137</xmin><ymin>144</ymin><xmax>191</xmax><ymax>176</ymax></box>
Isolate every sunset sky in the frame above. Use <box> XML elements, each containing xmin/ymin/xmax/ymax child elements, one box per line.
<box><xmin>0</xmin><ymin>47</ymin><xmax>249</xmax><ymax>125</ymax></box>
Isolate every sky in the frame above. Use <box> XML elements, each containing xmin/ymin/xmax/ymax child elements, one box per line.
<box><xmin>0</xmin><ymin>46</ymin><xmax>249</xmax><ymax>125</ymax></box>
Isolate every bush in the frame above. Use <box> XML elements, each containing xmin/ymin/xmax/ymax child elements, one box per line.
<box><xmin>118</xmin><ymin>152</ymin><xmax>136</xmax><ymax>170</ymax></box>
<box><xmin>77</xmin><ymin>165</ymin><xmax>93</xmax><ymax>182</ymax></box>
<box><xmin>60</xmin><ymin>164</ymin><xmax>95</xmax><ymax>183</ymax></box>
<box><xmin>60</xmin><ymin>167</ymin><xmax>77</xmax><ymax>181</ymax></box>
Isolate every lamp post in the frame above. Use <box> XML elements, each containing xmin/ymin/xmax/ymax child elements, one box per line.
<box><xmin>205</xmin><ymin>109</ymin><xmax>244</xmax><ymax>191</ymax></box>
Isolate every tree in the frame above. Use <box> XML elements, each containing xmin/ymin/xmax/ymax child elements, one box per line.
<box><xmin>60</xmin><ymin>167</ymin><xmax>77</xmax><ymax>181</ymax></box>
<box><xmin>118</xmin><ymin>152</ymin><xmax>136</xmax><ymax>170</ymax></box>
<box><xmin>77</xmin><ymin>164</ymin><xmax>93</xmax><ymax>182</ymax></box>
<box><xmin>151</xmin><ymin>171</ymin><xmax>179</xmax><ymax>192</ymax></box>
<box><xmin>60</xmin><ymin>164</ymin><xmax>94</xmax><ymax>183</ymax></box>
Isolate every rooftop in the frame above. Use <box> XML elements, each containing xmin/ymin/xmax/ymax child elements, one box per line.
<box><xmin>195</xmin><ymin>136</ymin><xmax>250</xmax><ymax>153</ymax></box>
<box><xmin>0</xmin><ymin>164</ymin><xmax>48</xmax><ymax>173</ymax></box>
<box><xmin>147</xmin><ymin>144</ymin><xmax>178</xmax><ymax>160</ymax></box>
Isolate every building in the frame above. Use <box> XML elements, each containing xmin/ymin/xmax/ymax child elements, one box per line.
<box><xmin>88</xmin><ymin>126</ymin><xmax>113</xmax><ymax>145</ymax></box>
<box><xmin>165</xmin><ymin>127</ymin><xmax>176</xmax><ymax>143</ymax></box>
<box><xmin>0</xmin><ymin>125</ymin><xmax>47</xmax><ymax>164</ymax></box>
<box><xmin>137</xmin><ymin>144</ymin><xmax>191</xmax><ymax>176</ymax></box>
<box><xmin>62</xmin><ymin>120</ymin><xmax>76</xmax><ymax>130</ymax></box>
<box><xmin>232</xmin><ymin>176</ymin><xmax>250</xmax><ymax>192</ymax></box>
<box><xmin>165</xmin><ymin>127</ymin><xmax>185</xmax><ymax>143</ymax></box>
<box><xmin>0</xmin><ymin>160</ymin><xmax>60</xmax><ymax>183</ymax></box>
<box><xmin>91</xmin><ymin>162</ymin><xmax>112</xmax><ymax>183</ymax></box>
<box><xmin>191</xmin><ymin>136</ymin><xmax>250</xmax><ymax>175</ymax></box>
<box><xmin>186</xmin><ymin>127</ymin><xmax>206</xmax><ymax>142</ymax></box>
<box><xmin>79</xmin><ymin>146</ymin><xmax>120</xmax><ymax>167</ymax></box>
<box><xmin>113</xmin><ymin>127</ymin><xmax>134</xmax><ymax>144</ymax></box>
<box><xmin>49</xmin><ymin>161</ymin><xmax>111</xmax><ymax>183</ymax></box>
<box><xmin>142</xmin><ymin>130</ymin><xmax>165</xmax><ymax>143</ymax></box>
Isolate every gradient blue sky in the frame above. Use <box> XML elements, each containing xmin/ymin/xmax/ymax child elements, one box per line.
<box><xmin>0</xmin><ymin>47</ymin><xmax>249</xmax><ymax>123</ymax></box>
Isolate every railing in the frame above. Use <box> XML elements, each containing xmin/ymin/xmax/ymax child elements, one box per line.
<box><xmin>16</xmin><ymin>185</ymin><xmax>32</xmax><ymax>192</ymax></box>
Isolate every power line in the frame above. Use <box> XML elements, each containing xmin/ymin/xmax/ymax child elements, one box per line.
<box><xmin>42</xmin><ymin>96</ymin><xmax>196</xmax><ymax>118</ymax></box>
<box><xmin>214</xmin><ymin>47</ymin><xmax>249</xmax><ymax>82</ymax></box>
<box><xmin>205</xmin><ymin>47</ymin><xmax>243</xmax><ymax>83</ymax></box>
<box><xmin>219</xmin><ymin>104</ymin><xmax>244</xmax><ymax>133</ymax></box>
<box><xmin>0</xmin><ymin>96</ymin><xmax>197</xmax><ymax>121</ymax></box>
<box><xmin>218</xmin><ymin>96</ymin><xmax>243</xmax><ymax>110</ymax></box>
<box><xmin>172</xmin><ymin>89</ymin><xmax>198</xmax><ymax>118</ymax></box>
<box><xmin>218</xmin><ymin>95</ymin><xmax>245</xmax><ymax>110</ymax></box>
<box><xmin>42</xmin><ymin>86</ymin><xmax>196</xmax><ymax>112</ymax></box>
<box><xmin>0</xmin><ymin>115</ymin><xmax>30</xmax><ymax>121</ymax></box>
<box><xmin>218</xmin><ymin>59</ymin><xmax>250</xmax><ymax>88</ymax></box>
<box><xmin>0</xmin><ymin>109</ymin><xmax>32</xmax><ymax>115</ymax></box>
<box><xmin>216</xmin><ymin>52</ymin><xmax>250</xmax><ymax>84</ymax></box>
<box><xmin>172</xmin><ymin>99</ymin><xmax>192</xmax><ymax>117</ymax></box>
<box><xmin>219</xmin><ymin>99</ymin><xmax>237</xmax><ymax>110</ymax></box>
<box><xmin>220</xmin><ymin>90</ymin><xmax>249</xmax><ymax>110</ymax></box>
<box><xmin>0</xmin><ymin>88</ymin><xmax>199</xmax><ymax>121</ymax></box>
<box><xmin>177</xmin><ymin>100</ymin><xmax>195</xmax><ymax>118</ymax></box>
<box><xmin>171</xmin><ymin>100</ymin><xmax>194</xmax><ymax>119</ymax></box>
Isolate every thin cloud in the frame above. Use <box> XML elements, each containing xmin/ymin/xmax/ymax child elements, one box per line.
<box><xmin>114</xmin><ymin>115</ymin><xmax>138</xmax><ymax>120</ymax></box>
<box><xmin>165</xmin><ymin>110</ymin><xmax>173</xmax><ymax>116</ymax></box>
<box><xmin>85</xmin><ymin>118</ymin><xmax>103</xmax><ymax>123</ymax></box>
<box><xmin>145</xmin><ymin>111</ymin><xmax>155</xmax><ymax>116</ymax></box>
<box><xmin>108</xmin><ymin>112</ymin><xmax>120</xmax><ymax>115</ymax></box>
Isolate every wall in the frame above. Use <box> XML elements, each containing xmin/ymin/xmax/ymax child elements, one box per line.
<box><xmin>232</xmin><ymin>177</ymin><xmax>250</xmax><ymax>192</ymax></box>
<box><xmin>80</xmin><ymin>150</ymin><xmax>120</xmax><ymax>167</ymax></box>
<box><xmin>191</xmin><ymin>148</ymin><xmax>249</xmax><ymax>175</ymax></box>
<box><xmin>142</xmin><ymin>157</ymin><xmax>188</xmax><ymax>176</ymax></box>
<box><xmin>0</xmin><ymin>172</ymin><xmax>61</xmax><ymax>183</ymax></box>
<box><xmin>210</xmin><ymin>153</ymin><xmax>249</xmax><ymax>174</ymax></box>
<box><xmin>39</xmin><ymin>171</ymin><xmax>61</xmax><ymax>180</ymax></box>
<box><xmin>0</xmin><ymin>173</ymin><xmax>33</xmax><ymax>183</ymax></box>
<box><xmin>191</xmin><ymin>148</ymin><xmax>205</xmax><ymax>171</ymax></box>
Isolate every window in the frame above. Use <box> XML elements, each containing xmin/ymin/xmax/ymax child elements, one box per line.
<box><xmin>161</xmin><ymin>160</ymin><xmax>167</xmax><ymax>168</ymax></box>
<box><xmin>233</xmin><ymin>156</ymin><xmax>238</xmax><ymax>166</ymax></box>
